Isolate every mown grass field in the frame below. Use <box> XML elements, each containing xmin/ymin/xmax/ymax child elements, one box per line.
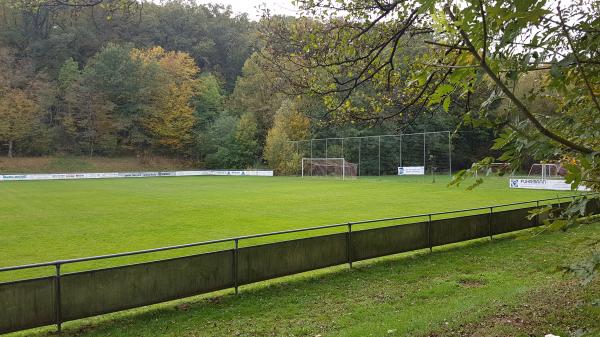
<box><xmin>0</xmin><ymin>175</ymin><xmax>573</xmax><ymax>279</ymax></box>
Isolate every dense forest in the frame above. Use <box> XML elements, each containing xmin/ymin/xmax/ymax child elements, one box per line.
<box><xmin>0</xmin><ymin>0</ymin><xmax>494</xmax><ymax>171</ymax></box>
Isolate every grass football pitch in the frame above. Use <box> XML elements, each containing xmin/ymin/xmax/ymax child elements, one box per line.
<box><xmin>2</xmin><ymin>175</ymin><xmax>599</xmax><ymax>337</ymax></box>
<box><xmin>0</xmin><ymin>175</ymin><xmax>571</xmax><ymax>278</ymax></box>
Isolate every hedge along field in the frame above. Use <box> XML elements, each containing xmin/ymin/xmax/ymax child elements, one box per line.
<box><xmin>0</xmin><ymin>176</ymin><xmax>571</xmax><ymax>279</ymax></box>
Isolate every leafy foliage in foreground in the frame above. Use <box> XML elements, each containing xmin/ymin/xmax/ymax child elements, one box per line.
<box><xmin>261</xmin><ymin>0</ymin><xmax>599</xmax><ymax>189</ymax></box>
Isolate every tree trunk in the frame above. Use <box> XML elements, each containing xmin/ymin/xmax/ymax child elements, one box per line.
<box><xmin>7</xmin><ymin>140</ymin><xmax>13</xmax><ymax>158</ymax></box>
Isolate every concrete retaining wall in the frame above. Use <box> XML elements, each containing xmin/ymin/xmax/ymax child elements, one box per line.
<box><xmin>431</xmin><ymin>214</ymin><xmax>490</xmax><ymax>246</ymax></box>
<box><xmin>238</xmin><ymin>233</ymin><xmax>347</xmax><ymax>285</ymax></box>
<box><xmin>59</xmin><ymin>250</ymin><xmax>234</xmax><ymax>321</ymax></box>
<box><xmin>0</xmin><ymin>277</ymin><xmax>55</xmax><ymax>333</ymax></box>
<box><xmin>351</xmin><ymin>221</ymin><xmax>429</xmax><ymax>261</ymax></box>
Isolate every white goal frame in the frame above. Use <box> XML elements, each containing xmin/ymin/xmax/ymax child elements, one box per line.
<box><xmin>528</xmin><ymin>163</ymin><xmax>563</xmax><ymax>179</ymax></box>
<box><xmin>301</xmin><ymin>158</ymin><xmax>356</xmax><ymax>180</ymax></box>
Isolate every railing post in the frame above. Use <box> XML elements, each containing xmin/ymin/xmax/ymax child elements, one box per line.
<box><xmin>428</xmin><ymin>214</ymin><xmax>432</xmax><ymax>252</ymax></box>
<box><xmin>347</xmin><ymin>223</ymin><xmax>353</xmax><ymax>268</ymax></box>
<box><xmin>233</xmin><ymin>239</ymin><xmax>239</xmax><ymax>295</ymax></box>
<box><xmin>489</xmin><ymin>207</ymin><xmax>493</xmax><ymax>240</ymax></box>
<box><xmin>55</xmin><ymin>263</ymin><xmax>62</xmax><ymax>333</ymax></box>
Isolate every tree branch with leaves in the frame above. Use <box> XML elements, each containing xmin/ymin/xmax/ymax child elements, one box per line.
<box><xmin>262</xmin><ymin>0</ymin><xmax>599</xmax><ymax>188</ymax></box>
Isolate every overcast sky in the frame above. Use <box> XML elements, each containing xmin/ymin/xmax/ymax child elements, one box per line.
<box><xmin>195</xmin><ymin>0</ymin><xmax>300</xmax><ymax>19</ymax></box>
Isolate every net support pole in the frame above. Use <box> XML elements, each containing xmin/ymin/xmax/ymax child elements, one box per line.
<box><xmin>301</xmin><ymin>158</ymin><xmax>304</xmax><ymax>178</ymax></box>
<box><xmin>325</xmin><ymin>138</ymin><xmax>328</xmax><ymax>176</ymax></box>
<box><xmin>448</xmin><ymin>131</ymin><xmax>452</xmax><ymax>176</ymax></box>
<box><xmin>399</xmin><ymin>134</ymin><xmax>402</xmax><ymax>171</ymax></box>
<box><xmin>342</xmin><ymin>158</ymin><xmax>345</xmax><ymax>180</ymax></box>
<box><xmin>378</xmin><ymin>135</ymin><xmax>381</xmax><ymax>176</ymax></box>
<box><xmin>423</xmin><ymin>133</ymin><xmax>426</xmax><ymax>179</ymax></box>
<box><xmin>358</xmin><ymin>137</ymin><xmax>362</xmax><ymax>177</ymax></box>
<box><xmin>310</xmin><ymin>140</ymin><xmax>313</xmax><ymax>177</ymax></box>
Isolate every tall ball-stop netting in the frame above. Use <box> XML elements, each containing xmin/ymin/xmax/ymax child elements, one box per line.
<box><xmin>290</xmin><ymin>131</ymin><xmax>452</xmax><ymax>178</ymax></box>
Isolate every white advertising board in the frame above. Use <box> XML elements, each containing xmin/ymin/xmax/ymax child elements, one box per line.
<box><xmin>176</xmin><ymin>170</ymin><xmax>274</xmax><ymax>177</ymax></box>
<box><xmin>0</xmin><ymin>170</ymin><xmax>273</xmax><ymax>181</ymax></box>
<box><xmin>398</xmin><ymin>166</ymin><xmax>425</xmax><ymax>175</ymax></box>
<box><xmin>509</xmin><ymin>178</ymin><xmax>589</xmax><ymax>191</ymax></box>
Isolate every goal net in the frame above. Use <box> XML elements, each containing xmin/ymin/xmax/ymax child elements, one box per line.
<box><xmin>302</xmin><ymin>158</ymin><xmax>358</xmax><ymax>179</ymax></box>
<box><xmin>528</xmin><ymin>163</ymin><xmax>564</xmax><ymax>178</ymax></box>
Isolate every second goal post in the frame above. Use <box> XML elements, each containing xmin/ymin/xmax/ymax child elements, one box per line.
<box><xmin>301</xmin><ymin>158</ymin><xmax>358</xmax><ymax>179</ymax></box>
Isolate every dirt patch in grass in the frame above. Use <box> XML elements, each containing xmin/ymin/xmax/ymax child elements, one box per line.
<box><xmin>457</xmin><ymin>278</ymin><xmax>487</xmax><ymax>288</ymax></box>
<box><xmin>424</xmin><ymin>278</ymin><xmax>600</xmax><ymax>337</ymax></box>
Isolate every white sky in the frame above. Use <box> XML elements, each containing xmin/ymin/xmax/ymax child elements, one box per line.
<box><xmin>195</xmin><ymin>0</ymin><xmax>300</xmax><ymax>19</ymax></box>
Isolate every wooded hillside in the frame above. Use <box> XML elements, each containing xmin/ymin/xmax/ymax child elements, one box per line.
<box><xmin>0</xmin><ymin>0</ymin><xmax>494</xmax><ymax>170</ymax></box>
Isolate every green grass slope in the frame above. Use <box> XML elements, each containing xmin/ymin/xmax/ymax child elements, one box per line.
<box><xmin>13</xmin><ymin>222</ymin><xmax>600</xmax><ymax>337</ymax></box>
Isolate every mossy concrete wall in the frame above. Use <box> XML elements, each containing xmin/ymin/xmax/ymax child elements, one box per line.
<box><xmin>60</xmin><ymin>250</ymin><xmax>234</xmax><ymax>322</ymax></box>
<box><xmin>351</xmin><ymin>221</ymin><xmax>429</xmax><ymax>261</ymax></box>
<box><xmin>431</xmin><ymin>214</ymin><xmax>490</xmax><ymax>246</ymax></box>
<box><xmin>238</xmin><ymin>233</ymin><xmax>347</xmax><ymax>285</ymax></box>
<box><xmin>0</xmin><ymin>277</ymin><xmax>55</xmax><ymax>333</ymax></box>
